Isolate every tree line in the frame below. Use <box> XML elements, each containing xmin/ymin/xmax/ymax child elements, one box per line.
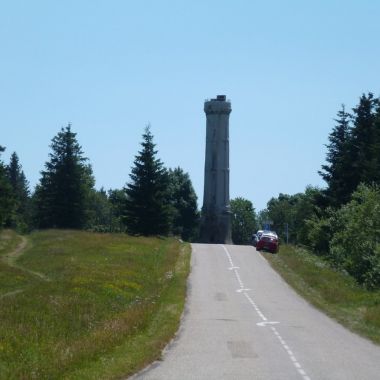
<box><xmin>260</xmin><ymin>92</ymin><xmax>380</xmax><ymax>289</ymax></box>
<box><xmin>4</xmin><ymin>92</ymin><xmax>379</xmax><ymax>287</ymax></box>
<box><xmin>0</xmin><ymin>122</ymin><xmax>258</xmax><ymax>244</ymax></box>
<box><xmin>0</xmin><ymin>125</ymin><xmax>199</xmax><ymax>241</ymax></box>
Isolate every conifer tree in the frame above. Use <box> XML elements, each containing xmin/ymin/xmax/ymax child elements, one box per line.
<box><xmin>124</xmin><ymin>126</ymin><xmax>171</xmax><ymax>235</ymax></box>
<box><xmin>6</xmin><ymin>152</ymin><xmax>30</xmax><ymax>227</ymax></box>
<box><xmin>319</xmin><ymin>105</ymin><xmax>353</xmax><ymax>206</ymax></box>
<box><xmin>35</xmin><ymin>124</ymin><xmax>94</xmax><ymax>228</ymax></box>
<box><xmin>0</xmin><ymin>146</ymin><xmax>13</xmax><ymax>227</ymax></box>
<box><xmin>371</xmin><ymin>97</ymin><xmax>380</xmax><ymax>184</ymax></box>
<box><xmin>350</xmin><ymin>93</ymin><xmax>379</xmax><ymax>185</ymax></box>
<box><xmin>320</xmin><ymin>94</ymin><xmax>380</xmax><ymax>206</ymax></box>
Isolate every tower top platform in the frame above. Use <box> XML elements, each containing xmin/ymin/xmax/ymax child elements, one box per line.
<box><xmin>204</xmin><ymin>95</ymin><xmax>231</xmax><ymax>114</ymax></box>
<box><xmin>214</xmin><ymin>95</ymin><xmax>226</xmax><ymax>101</ymax></box>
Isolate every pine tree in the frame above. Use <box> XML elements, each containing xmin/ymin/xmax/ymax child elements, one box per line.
<box><xmin>0</xmin><ymin>146</ymin><xmax>13</xmax><ymax>227</ymax></box>
<box><xmin>373</xmin><ymin>100</ymin><xmax>380</xmax><ymax>183</ymax></box>
<box><xmin>168</xmin><ymin>167</ymin><xmax>199</xmax><ymax>241</ymax></box>
<box><xmin>35</xmin><ymin>124</ymin><xmax>94</xmax><ymax>229</ymax></box>
<box><xmin>124</xmin><ymin>126</ymin><xmax>171</xmax><ymax>235</ymax></box>
<box><xmin>350</xmin><ymin>93</ymin><xmax>379</xmax><ymax>185</ymax></box>
<box><xmin>319</xmin><ymin>105</ymin><xmax>353</xmax><ymax>206</ymax></box>
<box><xmin>6</xmin><ymin>152</ymin><xmax>30</xmax><ymax>228</ymax></box>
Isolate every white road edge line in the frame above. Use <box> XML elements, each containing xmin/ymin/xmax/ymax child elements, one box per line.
<box><xmin>221</xmin><ymin>244</ymin><xmax>311</xmax><ymax>380</ymax></box>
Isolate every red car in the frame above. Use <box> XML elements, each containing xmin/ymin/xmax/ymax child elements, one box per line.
<box><xmin>256</xmin><ymin>232</ymin><xmax>279</xmax><ymax>253</ymax></box>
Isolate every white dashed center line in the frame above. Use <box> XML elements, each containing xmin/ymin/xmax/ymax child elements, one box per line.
<box><xmin>221</xmin><ymin>245</ymin><xmax>311</xmax><ymax>380</ymax></box>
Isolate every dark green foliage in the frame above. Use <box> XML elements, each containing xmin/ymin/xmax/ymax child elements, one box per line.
<box><xmin>263</xmin><ymin>193</ymin><xmax>295</xmax><ymax>241</ymax></box>
<box><xmin>265</xmin><ymin>93</ymin><xmax>380</xmax><ymax>289</ymax></box>
<box><xmin>6</xmin><ymin>152</ymin><xmax>30</xmax><ymax>230</ymax></box>
<box><xmin>330</xmin><ymin>184</ymin><xmax>380</xmax><ymax>289</ymax></box>
<box><xmin>124</xmin><ymin>126</ymin><xmax>171</xmax><ymax>235</ymax></box>
<box><xmin>86</xmin><ymin>188</ymin><xmax>128</xmax><ymax>232</ymax></box>
<box><xmin>264</xmin><ymin>183</ymin><xmax>378</xmax><ymax>288</ymax></box>
<box><xmin>231</xmin><ymin>197</ymin><xmax>257</xmax><ymax>245</ymax></box>
<box><xmin>350</xmin><ymin>93</ymin><xmax>379</xmax><ymax>185</ymax></box>
<box><xmin>0</xmin><ymin>146</ymin><xmax>13</xmax><ymax>227</ymax></box>
<box><xmin>320</xmin><ymin>93</ymin><xmax>380</xmax><ymax>207</ymax></box>
<box><xmin>34</xmin><ymin>125</ymin><xmax>95</xmax><ymax>229</ymax></box>
<box><xmin>262</xmin><ymin>187</ymin><xmax>326</xmax><ymax>245</ymax></box>
<box><xmin>319</xmin><ymin>105</ymin><xmax>353</xmax><ymax>206</ymax></box>
<box><xmin>294</xmin><ymin>187</ymin><xmax>328</xmax><ymax>245</ymax></box>
<box><xmin>86</xmin><ymin>188</ymin><xmax>113</xmax><ymax>232</ymax></box>
<box><xmin>312</xmin><ymin>93</ymin><xmax>380</xmax><ymax>287</ymax></box>
<box><xmin>375</xmin><ymin>101</ymin><xmax>380</xmax><ymax>178</ymax></box>
<box><xmin>305</xmin><ymin>204</ymin><xmax>342</xmax><ymax>256</ymax></box>
<box><xmin>108</xmin><ymin>189</ymin><xmax>128</xmax><ymax>232</ymax></box>
<box><xmin>7</xmin><ymin>152</ymin><xmax>29</xmax><ymax>199</ymax></box>
<box><xmin>167</xmin><ymin>167</ymin><xmax>199</xmax><ymax>241</ymax></box>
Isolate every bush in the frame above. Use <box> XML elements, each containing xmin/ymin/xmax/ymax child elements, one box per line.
<box><xmin>330</xmin><ymin>184</ymin><xmax>380</xmax><ymax>289</ymax></box>
<box><xmin>306</xmin><ymin>212</ymin><xmax>333</xmax><ymax>256</ymax></box>
<box><xmin>231</xmin><ymin>197</ymin><xmax>257</xmax><ymax>245</ymax></box>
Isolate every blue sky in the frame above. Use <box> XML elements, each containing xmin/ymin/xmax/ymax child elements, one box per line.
<box><xmin>1</xmin><ymin>0</ymin><xmax>379</xmax><ymax>211</ymax></box>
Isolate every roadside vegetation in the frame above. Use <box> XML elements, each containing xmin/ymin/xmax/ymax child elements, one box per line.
<box><xmin>258</xmin><ymin>93</ymin><xmax>380</xmax><ymax>341</ymax></box>
<box><xmin>0</xmin><ymin>229</ymin><xmax>190</xmax><ymax>379</ymax></box>
<box><xmin>265</xmin><ymin>245</ymin><xmax>380</xmax><ymax>344</ymax></box>
<box><xmin>230</xmin><ymin>197</ymin><xmax>258</xmax><ymax>245</ymax></box>
<box><xmin>259</xmin><ymin>93</ymin><xmax>380</xmax><ymax>291</ymax></box>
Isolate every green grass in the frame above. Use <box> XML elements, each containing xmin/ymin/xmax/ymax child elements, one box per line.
<box><xmin>264</xmin><ymin>245</ymin><xmax>380</xmax><ymax>344</ymax></box>
<box><xmin>0</xmin><ymin>229</ymin><xmax>190</xmax><ymax>379</ymax></box>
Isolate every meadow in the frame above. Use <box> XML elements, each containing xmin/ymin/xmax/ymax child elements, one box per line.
<box><xmin>265</xmin><ymin>245</ymin><xmax>380</xmax><ymax>344</ymax></box>
<box><xmin>0</xmin><ymin>229</ymin><xmax>190</xmax><ymax>379</ymax></box>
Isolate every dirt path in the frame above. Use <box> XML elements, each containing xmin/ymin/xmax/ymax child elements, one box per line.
<box><xmin>2</xmin><ymin>235</ymin><xmax>28</xmax><ymax>265</ymax></box>
<box><xmin>2</xmin><ymin>235</ymin><xmax>50</xmax><ymax>281</ymax></box>
<box><xmin>0</xmin><ymin>289</ymin><xmax>24</xmax><ymax>300</ymax></box>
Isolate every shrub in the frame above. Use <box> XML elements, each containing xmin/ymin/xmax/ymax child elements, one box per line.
<box><xmin>306</xmin><ymin>213</ymin><xmax>333</xmax><ymax>255</ymax></box>
<box><xmin>330</xmin><ymin>184</ymin><xmax>380</xmax><ymax>289</ymax></box>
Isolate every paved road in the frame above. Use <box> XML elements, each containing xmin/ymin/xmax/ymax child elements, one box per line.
<box><xmin>131</xmin><ymin>244</ymin><xmax>380</xmax><ymax>379</ymax></box>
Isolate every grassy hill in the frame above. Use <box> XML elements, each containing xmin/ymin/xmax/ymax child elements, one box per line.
<box><xmin>0</xmin><ymin>229</ymin><xmax>190</xmax><ymax>379</ymax></box>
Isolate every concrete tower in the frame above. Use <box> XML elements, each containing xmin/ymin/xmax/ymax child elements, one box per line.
<box><xmin>200</xmin><ymin>95</ymin><xmax>232</xmax><ymax>244</ymax></box>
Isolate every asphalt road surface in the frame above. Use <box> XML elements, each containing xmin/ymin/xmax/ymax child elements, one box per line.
<box><xmin>131</xmin><ymin>244</ymin><xmax>380</xmax><ymax>380</ymax></box>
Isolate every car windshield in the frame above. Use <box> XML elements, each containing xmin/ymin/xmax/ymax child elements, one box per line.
<box><xmin>261</xmin><ymin>234</ymin><xmax>277</xmax><ymax>241</ymax></box>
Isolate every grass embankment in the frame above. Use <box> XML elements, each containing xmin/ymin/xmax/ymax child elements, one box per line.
<box><xmin>264</xmin><ymin>245</ymin><xmax>380</xmax><ymax>344</ymax></box>
<box><xmin>0</xmin><ymin>229</ymin><xmax>190</xmax><ymax>379</ymax></box>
